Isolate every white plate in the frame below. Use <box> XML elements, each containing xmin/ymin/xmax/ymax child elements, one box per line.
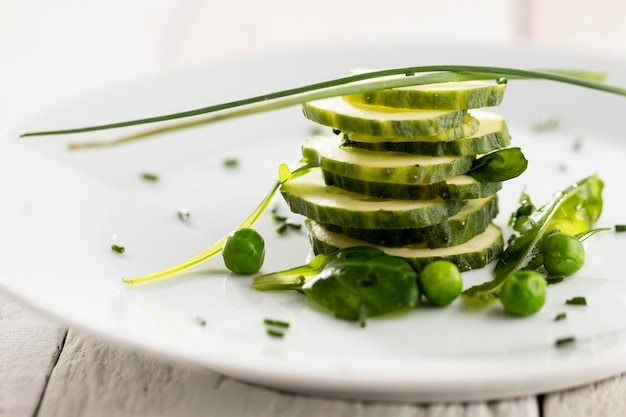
<box><xmin>3</xmin><ymin>45</ymin><xmax>626</xmax><ymax>402</ymax></box>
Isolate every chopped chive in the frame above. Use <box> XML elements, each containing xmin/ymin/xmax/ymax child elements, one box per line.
<box><xmin>266</xmin><ymin>329</ymin><xmax>285</xmax><ymax>338</ymax></box>
<box><xmin>263</xmin><ymin>318</ymin><xmax>290</xmax><ymax>328</ymax></box>
<box><xmin>276</xmin><ymin>223</ymin><xmax>288</xmax><ymax>234</ymax></box>
<box><xmin>223</xmin><ymin>158</ymin><xmax>238</xmax><ymax>167</ymax></box>
<box><xmin>496</xmin><ymin>77</ymin><xmax>508</xmax><ymax>84</ymax></box>
<box><xmin>272</xmin><ymin>213</ymin><xmax>288</xmax><ymax>223</ymax></box>
<box><xmin>532</xmin><ymin>115</ymin><xmax>559</xmax><ymax>133</ymax></box>
<box><xmin>546</xmin><ymin>275</ymin><xmax>565</xmax><ymax>285</ymax></box>
<box><xmin>286</xmin><ymin>221</ymin><xmax>301</xmax><ymax>231</ymax></box>
<box><xmin>566</xmin><ymin>296</ymin><xmax>587</xmax><ymax>305</ymax></box>
<box><xmin>141</xmin><ymin>172</ymin><xmax>159</xmax><ymax>181</ymax></box>
<box><xmin>555</xmin><ymin>336</ymin><xmax>576</xmax><ymax>347</ymax></box>
<box><xmin>22</xmin><ymin>66</ymin><xmax>620</xmax><ymax>142</ymax></box>
<box><xmin>554</xmin><ymin>312</ymin><xmax>567</xmax><ymax>321</ymax></box>
<box><xmin>177</xmin><ymin>208</ymin><xmax>190</xmax><ymax>222</ymax></box>
<box><xmin>111</xmin><ymin>244</ymin><xmax>125</xmax><ymax>253</ymax></box>
<box><xmin>615</xmin><ymin>225</ymin><xmax>626</xmax><ymax>232</ymax></box>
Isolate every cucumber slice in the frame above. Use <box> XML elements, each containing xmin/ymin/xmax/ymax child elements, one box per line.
<box><xmin>343</xmin><ymin>70</ymin><xmax>506</xmax><ymax>110</ymax></box>
<box><xmin>322</xmin><ymin>194</ymin><xmax>499</xmax><ymax>248</ymax></box>
<box><xmin>345</xmin><ymin>114</ymin><xmax>479</xmax><ymax>143</ymax></box>
<box><xmin>344</xmin><ymin>112</ymin><xmax>511</xmax><ymax>156</ymax></box>
<box><xmin>280</xmin><ymin>168</ymin><xmax>463</xmax><ymax>229</ymax></box>
<box><xmin>323</xmin><ymin>170</ymin><xmax>502</xmax><ymax>200</ymax></box>
<box><xmin>302</xmin><ymin>135</ymin><xmax>473</xmax><ymax>185</ymax></box>
<box><xmin>302</xmin><ymin>96</ymin><xmax>466</xmax><ymax>138</ymax></box>
<box><xmin>308</xmin><ymin>221</ymin><xmax>504</xmax><ymax>273</ymax></box>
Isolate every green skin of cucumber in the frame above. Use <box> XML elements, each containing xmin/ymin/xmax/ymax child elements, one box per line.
<box><xmin>302</xmin><ymin>137</ymin><xmax>475</xmax><ymax>185</ymax></box>
<box><xmin>345</xmin><ymin>115</ymin><xmax>480</xmax><ymax>143</ymax></box>
<box><xmin>302</xmin><ymin>99</ymin><xmax>467</xmax><ymax>138</ymax></box>
<box><xmin>280</xmin><ymin>187</ymin><xmax>463</xmax><ymax>230</ymax></box>
<box><xmin>321</xmin><ymin>194</ymin><xmax>499</xmax><ymax>248</ymax></box>
<box><xmin>342</xmin><ymin>82</ymin><xmax>506</xmax><ymax>110</ymax></box>
<box><xmin>322</xmin><ymin>170</ymin><xmax>503</xmax><ymax>201</ymax></box>
<box><xmin>342</xmin><ymin>125</ymin><xmax>511</xmax><ymax>156</ymax></box>
<box><xmin>307</xmin><ymin>221</ymin><xmax>504</xmax><ymax>274</ymax></box>
<box><xmin>279</xmin><ymin>169</ymin><xmax>465</xmax><ymax>229</ymax></box>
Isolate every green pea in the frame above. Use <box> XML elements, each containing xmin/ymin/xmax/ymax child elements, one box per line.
<box><xmin>419</xmin><ymin>260</ymin><xmax>462</xmax><ymax>306</ymax></box>
<box><xmin>499</xmin><ymin>270</ymin><xmax>547</xmax><ymax>316</ymax></box>
<box><xmin>222</xmin><ymin>228</ymin><xmax>265</xmax><ymax>275</ymax></box>
<box><xmin>543</xmin><ymin>232</ymin><xmax>585</xmax><ymax>276</ymax></box>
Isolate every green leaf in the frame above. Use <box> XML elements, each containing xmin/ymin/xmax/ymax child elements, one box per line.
<box><xmin>463</xmin><ymin>174</ymin><xmax>604</xmax><ymax>302</ymax></box>
<box><xmin>467</xmin><ymin>147</ymin><xmax>528</xmax><ymax>183</ymax></box>
<box><xmin>254</xmin><ymin>246</ymin><xmax>419</xmax><ymax>322</ymax></box>
<box><xmin>301</xmin><ymin>247</ymin><xmax>419</xmax><ymax>321</ymax></box>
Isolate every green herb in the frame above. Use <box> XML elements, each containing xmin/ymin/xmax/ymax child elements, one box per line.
<box><xmin>177</xmin><ymin>208</ymin><xmax>190</xmax><ymax>222</ymax></box>
<box><xmin>555</xmin><ymin>336</ymin><xmax>576</xmax><ymax>347</ymax></box>
<box><xmin>223</xmin><ymin>158</ymin><xmax>238</xmax><ymax>167</ymax></box>
<box><xmin>195</xmin><ymin>316</ymin><xmax>207</xmax><ymax>326</ymax></box>
<box><xmin>263</xmin><ymin>318</ymin><xmax>290</xmax><ymax>328</ymax></box>
<box><xmin>141</xmin><ymin>172</ymin><xmax>159</xmax><ymax>181</ymax></box>
<box><xmin>615</xmin><ymin>225</ymin><xmax>626</xmax><ymax>232</ymax></box>
<box><xmin>463</xmin><ymin>174</ymin><xmax>604</xmax><ymax>302</ymax></box>
<box><xmin>566</xmin><ymin>296</ymin><xmax>587</xmax><ymax>306</ymax></box>
<box><xmin>554</xmin><ymin>312</ymin><xmax>567</xmax><ymax>321</ymax></box>
<box><xmin>111</xmin><ymin>244</ymin><xmax>125</xmax><ymax>253</ymax></box>
<box><xmin>266</xmin><ymin>329</ymin><xmax>285</xmax><ymax>338</ymax></box>
<box><xmin>272</xmin><ymin>213</ymin><xmax>288</xmax><ymax>223</ymax></box>
<box><xmin>532</xmin><ymin>115</ymin><xmax>559</xmax><ymax>133</ymax></box>
<box><xmin>21</xmin><ymin>67</ymin><xmax>623</xmax><ymax>148</ymax></box>
<box><xmin>276</xmin><ymin>220</ymin><xmax>302</xmax><ymax>235</ymax></box>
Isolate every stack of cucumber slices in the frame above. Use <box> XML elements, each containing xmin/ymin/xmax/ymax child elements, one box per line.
<box><xmin>279</xmin><ymin>74</ymin><xmax>520</xmax><ymax>273</ymax></box>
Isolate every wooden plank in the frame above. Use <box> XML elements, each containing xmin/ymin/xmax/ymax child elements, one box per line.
<box><xmin>543</xmin><ymin>375</ymin><xmax>626</xmax><ymax>417</ymax></box>
<box><xmin>0</xmin><ymin>292</ymin><xmax>68</xmax><ymax>417</ymax></box>
<box><xmin>37</xmin><ymin>330</ymin><xmax>539</xmax><ymax>417</ymax></box>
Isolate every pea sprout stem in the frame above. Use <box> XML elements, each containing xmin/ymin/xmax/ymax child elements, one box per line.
<box><xmin>122</xmin><ymin>161</ymin><xmax>313</xmax><ymax>284</ymax></box>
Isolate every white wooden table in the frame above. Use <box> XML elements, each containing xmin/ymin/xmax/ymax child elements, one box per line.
<box><xmin>3</xmin><ymin>1</ymin><xmax>626</xmax><ymax>415</ymax></box>
<box><xmin>3</xmin><ymin>290</ymin><xmax>626</xmax><ymax>417</ymax></box>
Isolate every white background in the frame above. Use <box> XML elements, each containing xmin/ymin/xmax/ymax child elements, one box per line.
<box><xmin>2</xmin><ymin>0</ymin><xmax>626</xmax><ymax>130</ymax></box>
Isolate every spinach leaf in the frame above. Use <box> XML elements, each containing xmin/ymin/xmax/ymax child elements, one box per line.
<box><xmin>253</xmin><ymin>246</ymin><xmax>419</xmax><ymax>323</ymax></box>
<box><xmin>467</xmin><ymin>147</ymin><xmax>528</xmax><ymax>183</ymax></box>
